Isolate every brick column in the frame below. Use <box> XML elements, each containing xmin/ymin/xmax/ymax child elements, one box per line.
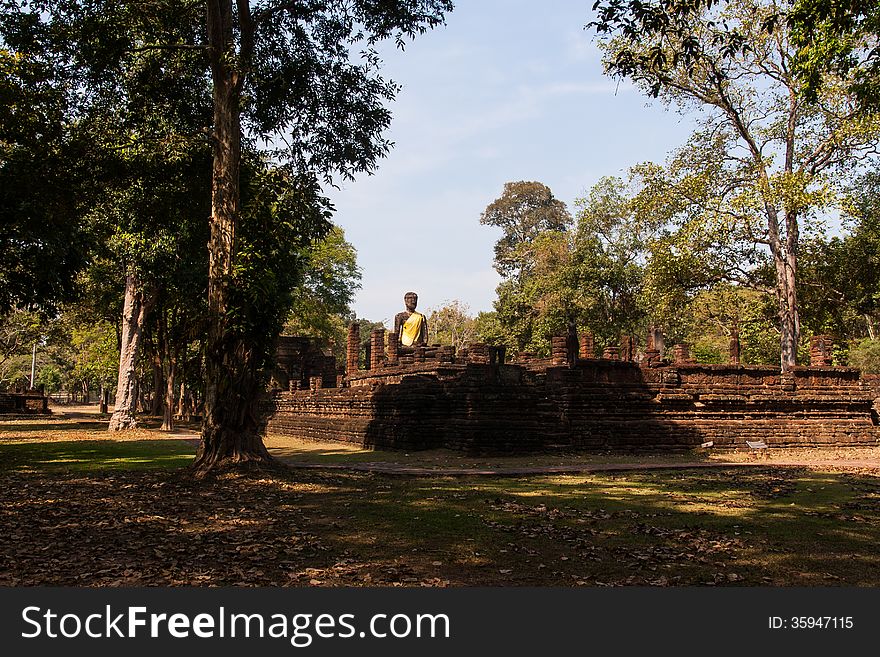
<box><xmin>579</xmin><ymin>332</ymin><xmax>595</xmax><ymax>359</ymax></box>
<box><xmin>370</xmin><ymin>328</ymin><xmax>385</xmax><ymax>370</ymax></box>
<box><xmin>602</xmin><ymin>345</ymin><xmax>620</xmax><ymax>360</ymax></box>
<box><xmin>551</xmin><ymin>336</ymin><xmax>568</xmax><ymax>366</ymax></box>
<box><xmin>620</xmin><ymin>335</ymin><xmax>635</xmax><ymax>361</ymax></box>
<box><xmin>729</xmin><ymin>330</ymin><xmax>741</xmax><ymax>365</ymax></box>
<box><xmin>672</xmin><ymin>343</ymin><xmax>690</xmax><ymax>364</ymax></box>
<box><xmin>810</xmin><ymin>335</ymin><xmax>833</xmax><ymax>366</ymax></box>
<box><xmin>346</xmin><ymin>324</ymin><xmax>360</xmax><ymax>373</ymax></box>
<box><xmin>386</xmin><ymin>332</ymin><xmax>399</xmax><ymax>366</ymax></box>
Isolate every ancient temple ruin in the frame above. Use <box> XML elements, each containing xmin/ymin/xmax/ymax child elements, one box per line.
<box><xmin>267</xmin><ymin>327</ymin><xmax>880</xmax><ymax>452</ymax></box>
<box><xmin>0</xmin><ymin>389</ymin><xmax>49</xmax><ymax>415</ymax></box>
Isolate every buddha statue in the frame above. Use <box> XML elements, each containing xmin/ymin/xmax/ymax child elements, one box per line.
<box><xmin>393</xmin><ymin>291</ymin><xmax>428</xmax><ymax>347</ymax></box>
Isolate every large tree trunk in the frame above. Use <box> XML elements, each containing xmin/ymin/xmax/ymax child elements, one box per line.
<box><xmin>109</xmin><ymin>273</ymin><xmax>152</xmax><ymax>431</ymax></box>
<box><xmin>775</xmin><ymin>247</ymin><xmax>800</xmax><ymax>371</ymax></box>
<box><xmin>150</xmin><ymin>323</ymin><xmax>165</xmax><ymax>417</ymax></box>
<box><xmin>150</xmin><ymin>338</ymin><xmax>163</xmax><ymax>416</ymax></box>
<box><xmin>160</xmin><ymin>311</ymin><xmax>176</xmax><ymax>432</ymax></box>
<box><xmin>176</xmin><ymin>380</ymin><xmax>189</xmax><ymax>420</ymax></box>
<box><xmin>193</xmin><ymin>0</ymin><xmax>272</xmax><ymax>471</ymax></box>
<box><xmin>161</xmin><ymin>355</ymin><xmax>176</xmax><ymax>431</ymax></box>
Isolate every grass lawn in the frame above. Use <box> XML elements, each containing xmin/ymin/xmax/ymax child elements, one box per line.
<box><xmin>0</xmin><ymin>439</ymin><xmax>196</xmax><ymax>472</ymax></box>
<box><xmin>2</xmin><ymin>411</ymin><xmax>880</xmax><ymax>586</ymax></box>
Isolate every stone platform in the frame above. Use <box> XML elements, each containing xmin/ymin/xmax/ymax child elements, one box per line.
<box><xmin>266</xmin><ymin>356</ymin><xmax>880</xmax><ymax>453</ymax></box>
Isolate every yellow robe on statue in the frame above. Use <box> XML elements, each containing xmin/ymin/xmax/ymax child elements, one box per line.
<box><xmin>401</xmin><ymin>312</ymin><xmax>424</xmax><ymax>347</ymax></box>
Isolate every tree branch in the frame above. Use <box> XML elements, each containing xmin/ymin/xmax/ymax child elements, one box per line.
<box><xmin>128</xmin><ymin>44</ymin><xmax>209</xmax><ymax>53</ymax></box>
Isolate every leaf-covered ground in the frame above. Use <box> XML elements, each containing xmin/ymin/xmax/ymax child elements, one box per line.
<box><xmin>2</xmin><ymin>410</ymin><xmax>880</xmax><ymax>587</ymax></box>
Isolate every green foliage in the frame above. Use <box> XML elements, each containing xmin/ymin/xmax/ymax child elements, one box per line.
<box><xmin>847</xmin><ymin>338</ymin><xmax>880</xmax><ymax>373</ymax></box>
<box><xmin>686</xmin><ymin>286</ymin><xmax>780</xmax><ymax>365</ymax></box>
<box><xmin>238</xmin><ymin>0</ymin><xmax>454</xmax><ymax>181</ymax></box>
<box><xmin>472</xmin><ymin>311</ymin><xmax>507</xmax><ymax>348</ymax></box>
<box><xmin>798</xmin><ymin>171</ymin><xmax>880</xmax><ymax>346</ymax></box>
<box><xmin>0</xmin><ymin>44</ymin><xmax>93</xmax><ymax>311</ymax></box>
<box><xmin>789</xmin><ymin>0</ymin><xmax>880</xmax><ymax>108</ymax></box>
<box><xmin>480</xmin><ymin>181</ymin><xmax>572</xmax><ymax>277</ymax></box>
<box><xmin>0</xmin><ymin>308</ymin><xmax>44</xmax><ymax>389</ymax></box>
<box><xmin>479</xmin><ymin>172</ymin><xmax>792</xmax><ymax>364</ymax></box>
<box><xmin>36</xmin><ymin>364</ymin><xmax>62</xmax><ymax>393</ymax></box>
<box><xmin>36</xmin><ymin>311</ymin><xmax>119</xmax><ymax>397</ymax></box>
<box><xmin>230</xmin><ymin>165</ymin><xmax>334</xmax><ymax>374</ymax></box>
<box><xmin>69</xmin><ymin>321</ymin><xmax>118</xmax><ymax>392</ymax></box>
<box><xmin>484</xmin><ymin>179</ymin><xmax>654</xmax><ymax>355</ymax></box>
<box><xmin>0</xmin><ymin>308</ymin><xmax>42</xmax><ymax>362</ymax></box>
<box><xmin>570</xmin><ymin>177</ymin><xmax>655</xmax><ymax>345</ymax></box>
<box><xmin>491</xmin><ymin>231</ymin><xmax>573</xmax><ymax>355</ymax></box>
<box><xmin>589</xmin><ymin>0</ymin><xmax>745</xmax><ymax>98</ymax></box>
<box><xmin>283</xmin><ymin>226</ymin><xmax>362</xmax><ymax>358</ymax></box>
<box><xmin>590</xmin><ymin>0</ymin><xmax>880</xmax><ymax>368</ymax></box>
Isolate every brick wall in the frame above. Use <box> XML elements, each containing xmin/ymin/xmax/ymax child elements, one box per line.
<box><xmin>0</xmin><ymin>392</ymin><xmax>50</xmax><ymax>414</ymax></box>
<box><xmin>266</xmin><ymin>359</ymin><xmax>880</xmax><ymax>452</ymax></box>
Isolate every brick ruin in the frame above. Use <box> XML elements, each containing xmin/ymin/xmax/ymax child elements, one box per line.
<box><xmin>0</xmin><ymin>390</ymin><xmax>50</xmax><ymax>414</ymax></box>
<box><xmin>271</xmin><ymin>336</ymin><xmax>339</xmax><ymax>392</ymax></box>
<box><xmin>266</xmin><ymin>329</ymin><xmax>880</xmax><ymax>452</ymax></box>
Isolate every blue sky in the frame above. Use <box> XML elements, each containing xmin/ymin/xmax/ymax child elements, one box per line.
<box><xmin>328</xmin><ymin>1</ymin><xmax>699</xmax><ymax>326</ymax></box>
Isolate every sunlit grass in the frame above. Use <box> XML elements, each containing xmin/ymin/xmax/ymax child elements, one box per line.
<box><xmin>0</xmin><ymin>440</ymin><xmax>196</xmax><ymax>472</ymax></box>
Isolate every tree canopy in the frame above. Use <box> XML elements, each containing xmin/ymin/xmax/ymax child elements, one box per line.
<box><xmin>480</xmin><ymin>181</ymin><xmax>573</xmax><ymax>278</ymax></box>
<box><xmin>1</xmin><ymin>1</ymin><xmax>452</xmax><ymax>470</ymax></box>
<box><xmin>589</xmin><ymin>0</ymin><xmax>880</xmax><ymax>369</ymax></box>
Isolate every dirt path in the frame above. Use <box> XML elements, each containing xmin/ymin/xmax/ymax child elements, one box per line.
<box><xmin>273</xmin><ymin>455</ymin><xmax>880</xmax><ymax>476</ymax></box>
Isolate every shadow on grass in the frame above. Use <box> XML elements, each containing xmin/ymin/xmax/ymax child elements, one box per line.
<box><xmin>275</xmin><ymin>466</ymin><xmax>880</xmax><ymax>586</ymax></box>
<box><xmin>2</xmin><ymin>450</ymin><xmax>880</xmax><ymax>587</ymax></box>
<box><xmin>264</xmin><ymin>435</ymin><xmax>724</xmax><ymax>470</ymax></box>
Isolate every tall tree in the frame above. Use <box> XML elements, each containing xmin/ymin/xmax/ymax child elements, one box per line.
<box><xmin>100</xmin><ymin>147</ymin><xmax>212</xmax><ymax>432</ymax></box>
<box><xmin>482</xmin><ymin>177</ymin><xmax>656</xmax><ymax>355</ymax></box>
<box><xmin>4</xmin><ymin>1</ymin><xmax>452</xmax><ymax>471</ymax></box>
<box><xmin>480</xmin><ymin>181</ymin><xmax>574</xmax><ymax>354</ymax></box>
<box><xmin>798</xmin><ymin>170</ymin><xmax>880</xmax><ymax>340</ymax></box>
<box><xmin>198</xmin><ymin>0</ymin><xmax>452</xmax><ymax>470</ymax></box>
<box><xmin>590</xmin><ymin>0</ymin><xmax>880</xmax><ymax>369</ymax></box>
<box><xmin>491</xmin><ymin>228</ymin><xmax>573</xmax><ymax>355</ymax></box>
<box><xmin>480</xmin><ymin>181</ymin><xmax>573</xmax><ymax>278</ymax></box>
<box><xmin>569</xmin><ymin>176</ymin><xmax>655</xmax><ymax>344</ymax></box>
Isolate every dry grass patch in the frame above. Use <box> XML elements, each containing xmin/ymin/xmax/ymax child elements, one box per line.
<box><xmin>4</xmin><ymin>412</ymin><xmax>880</xmax><ymax>587</ymax></box>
